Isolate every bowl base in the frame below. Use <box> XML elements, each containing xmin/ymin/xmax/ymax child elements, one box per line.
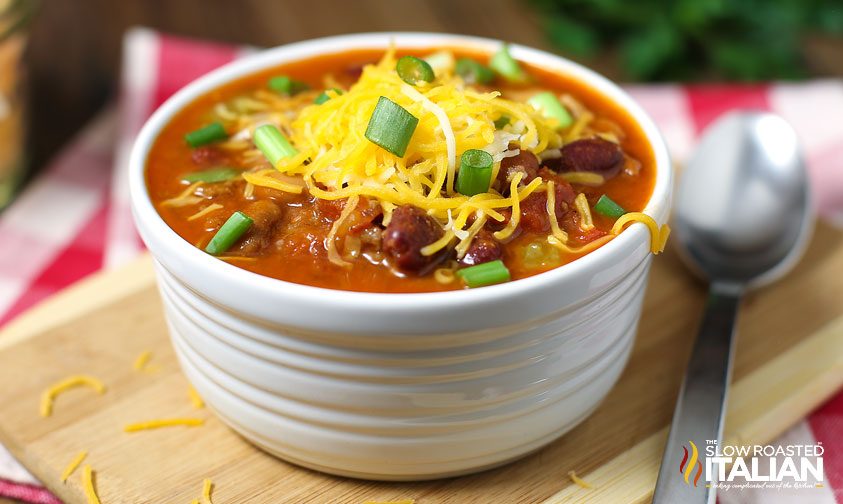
<box><xmin>219</xmin><ymin>403</ymin><xmax>601</xmax><ymax>481</ymax></box>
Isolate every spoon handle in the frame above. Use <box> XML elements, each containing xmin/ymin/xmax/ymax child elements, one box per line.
<box><xmin>652</xmin><ymin>282</ymin><xmax>742</xmax><ymax>504</ymax></box>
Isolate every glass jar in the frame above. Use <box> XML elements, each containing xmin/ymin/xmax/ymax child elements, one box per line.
<box><xmin>0</xmin><ymin>0</ymin><xmax>35</xmax><ymax>210</ymax></box>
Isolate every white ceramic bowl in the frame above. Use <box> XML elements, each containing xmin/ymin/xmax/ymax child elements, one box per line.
<box><xmin>129</xmin><ymin>33</ymin><xmax>672</xmax><ymax>480</ymax></box>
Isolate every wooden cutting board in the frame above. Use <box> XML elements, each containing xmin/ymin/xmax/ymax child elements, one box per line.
<box><xmin>1</xmin><ymin>223</ymin><xmax>842</xmax><ymax>504</ymax></box>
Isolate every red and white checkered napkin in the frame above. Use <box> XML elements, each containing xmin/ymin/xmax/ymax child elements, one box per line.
<box><xmin>0</xmin><ymin>28</ymin><xmax>841</xmax><ymax>503</ymax></box>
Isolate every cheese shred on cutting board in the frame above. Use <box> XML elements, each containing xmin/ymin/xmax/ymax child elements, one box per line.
<box><xmin>40</xmin><ymin>375</ymin><xmax>106</xmax><ymax>417</ymax></box>
<box><xmin>81</xmin><ymin>465</ymin><xmax>101</xmax><ymax>504</ymax></box>
<box><xmin>60</xmin><ymin>450</ymin><xmax>87</xmax><ymax>483</ymax></box>
<box><xmin>123</xmin><ymin>417</ymin><xmax>204</xmax><ymax>432</ymax></box>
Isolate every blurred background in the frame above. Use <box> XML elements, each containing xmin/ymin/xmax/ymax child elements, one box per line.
<box><xmin>2</xmin><ymin>0</ymin><xmax>843</xmax><ymax>206</ymax></box>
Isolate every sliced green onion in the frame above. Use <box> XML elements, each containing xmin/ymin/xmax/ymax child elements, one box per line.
<box><xmin>396</xmin><ymin>56</ymin><xmax>435</xmax><ymax>85</ymax></box>
<box><xmin>424</xmin><ymin>50</ymin><xmax>455</xmax><ymax>74</ymax></box>
<box><xmin>489</xmin><ymin>43</ymin><xmax>528</xmax><ymax>83</ymax></box>
<box><xmin>527</xmin><ymin>92</ymin><xmax>573</xmax><ymax>129</ymax></box>
<box><xmin>457</xmin><ymin>260</ymin><xmax>511</xmax><ymax>288</ymax></box>
<box><xmin>185</xmin><ymin>122</ymin><xmax>227</xmax><ymax>148</ymax></box>
<box><xmin>493</xmin><ymin>115</ymin><xmax>511</xmax><ymax>129</ymax></box>
<box><xmin>181</xmin><ymin>167</ymin><xmax>239</xmax><ymax>184</ymax></box>
<box><xmin>254</xmin><ymin>124</ymin><xmax>298</xmax><ymax>165</ymax></box>
<box><xmin>314</xmin><ymin>88</ymin><xmax>343</xmax><ymax>105</ymax></box>
<box><xmin>267</xmin><ymin>75</ymin><xmax>309</xmax><ymax>95</ymax></box>
<box><xmin>205</xmin><ymin>211</ymin><xmax>253</xmax><ymax>255</ymax></box>
<box><xmin>456</xmin><ymin>149</ymin><xmax>494</xmax><ymax>196</ymax></box>
<box><xmin>593</xmin><ymin>194</ymin><xmax>626</xmax><ymax>219</ymax></box>
<box><xmin>365</xmin><ymin>96</ymin><xmax>419</xmax><ymax>157</ymax></box>
<box><xmin>455</xmin><ymin>58</ymin><xmax>495</xmax><ymax>85</ymax></box>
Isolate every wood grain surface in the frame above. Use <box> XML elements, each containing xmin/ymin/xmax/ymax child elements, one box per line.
<box><xmin>0</xmin><ymin>223</ymin><xmax>841</xmax><ymax>503</ymax></box>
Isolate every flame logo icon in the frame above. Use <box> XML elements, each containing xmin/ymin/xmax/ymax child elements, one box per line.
<box><xmin>679</xmin><ymin>440</ymin><xmax>703</xmax><ymax>487</ymax></box>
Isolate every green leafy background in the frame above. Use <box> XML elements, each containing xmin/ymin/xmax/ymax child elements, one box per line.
<box><xmin>531</xmin><ymin>0</ymin><xmax>843</xmax><ymax>81</ymax></box>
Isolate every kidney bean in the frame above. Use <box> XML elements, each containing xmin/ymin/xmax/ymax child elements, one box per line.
<box><xmin>547</xmin><ymin>138</ymin><xmax>624</xmax><ymax>179</ymax></box>
<box><xmin>460</xmin><ymin>230</ymin><xmax>503</xmax><ymax>266</ymax></box>
<box><xmin>382</xmin><ymin>205</ymin><xmax>446</xmax><ymax>273</ymax></box>
<box><xmin>497</xmin><ymin>150</ymin><xmax>539</xmax><ymax>192</ymax></box>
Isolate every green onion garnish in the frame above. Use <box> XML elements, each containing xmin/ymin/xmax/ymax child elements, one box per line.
<box><xmin>455</xmin><ymin>57</ymin><xmax>495</xmax><ymax>85</ymax></box>
<box><xmin>457</xmin><ymin>260</ymin><xmax>511</xmax><ymax>288</ymax></box>
<box><xmin>205</xmin><ymin>211</ymin><xmax>253</xmax><ymax>255</ymax></box>
<box><xmin>396</xmin><ymin>56</ymin><xmax>435</xmax><ymax>86</ymax></box>
<box><xmin>365</xmin><ymin>96</ymin><xmax>419</xmax><ymax>157</ymax></box>
<box><xmin>493</xmin><ymin>115</ymin><xmax>511</xmax><ymax>129</ymax></box>
<box><xmin>593</xmin><ymin>194</ymin><xmax>626</xmax><ymax>219</ymax></box>
<box><xmin>314</xmin><ymin>88</ymin><xmax>343</xmax><ymax>105</ymax></box>
<box><xmin>254</xmin><ymin>124</ymin><xmax>298</xmax><ymax>165</ymax></box>
<box><xmin>456</xmin><ymin>149</ymin><xmax>494</xmax><ymax>196</ymax></box>
<box><xmin>267</xmin><ymin>75</ymin><xmax>309</xmax><ymax>95</ymax></box>
<box><xmin>424</xmin><ymin>51</ymin><xmax>455</xmax><ymax>74</ymax></box>
<box><xmin>489</xmin><ymin>43</ymin><xmax>528</xmax><ymax>83</ymax></box>
<box><xmin>527</xmin><ymin>92</ymin><xmax>573</xmax><ymax>130</ymax></box>
<box><xmin>185</xmin><ymin>122</ymin><xmax>227</xmax><ymax>148</ymax></box>
<box><xmin>181</xmin><ymin>167</ymin><xmax>239</xmax><ymax>184</ymax></box>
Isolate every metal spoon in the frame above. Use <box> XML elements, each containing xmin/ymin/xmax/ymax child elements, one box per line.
<box><xmin>652</xmin><ymin>111</ymin><xmax>812</xmax><ymax>503</ymax></box>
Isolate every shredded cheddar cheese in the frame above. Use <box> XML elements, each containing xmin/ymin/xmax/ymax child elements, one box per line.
<box><xmin>433</xmin><ymin>267</ymin><xmax>456</xmax><ymax>284</ymax></box>
<box><xmin>201</xmin><ymin>478</ymin><xmax>214</xmax><ymax>504</ymax></box>
<box><xmin>546</xmin><ymin>181</ymin><xmax>568</xmax><ymax>242</ymax></box>
<box><xmin>40</xmin><ymin>375</ymin><xmax>106</xmax><ymax>417</ymax></box>
<box><xmin>574</xmin><ymin>193</ymin><xmax>594</xmax><ymax>231</ymax></box>
<box><xmin>188</xmin><ymin>385</ymin><xmax>205</xmax><ymax>409</ymax></box>
<box><xmin>560</xmin><ymin>171</ymin><xmax>604</xmax><ymax>186</ymax></box>
<box><xmin>188</xmin><ymin>203</ymin><xmax>223</xmax><ymax>221</ymax></box>
<box><xmin>133</xmin><ymin>351</ymin><xmax>152</xmax><ymax>371</ymax></box>
<box><xmin>325</xmin><ymin>195</ymin><xmax>360</xmax><ymax>267</ymax></box>
<box><xmin>568</xmin><ymin>470</ymin><xmax>594</xmax><ymax>489</ymax></box>
<box><xmin>243</xmin><ymin>48</ymin><xmax>561</xmax><ymax>231</ymax></box>
<box><xmin>81</xmin><ymin>465</ymin><xmax>101</xmax><ymax>504</ymax></box>
<box><xmin>161</xmin><ymin>181</ymin><xmax>203</xmax><ymax>207</ymax></box>
<box><xmin>547</xmin><ymin>234</ymin><xmax>614</xmax><ymax>254</ymax></box>
<box><xmin>611</xmin><ymin>212</ymin><xmax>671</xmax><ymax>254</ymax></box>
<box><xmin>242</xmin><ymin>169</ymin><xmax>304</xmax><ymax>194</ymax></box>
<box><xmin>124</xmin><ymin>417</ymin><xmax>204</xmax><ymax>432</ymax></box>
<box><xmin>493</xmin><ymin>172</ymin><xmax>525</xmax><ymax>240</ymax></box>
<box><xmin>60</xmin><ymin>451</ymin><xmax>87</xmax><ymax>483</ymax></box>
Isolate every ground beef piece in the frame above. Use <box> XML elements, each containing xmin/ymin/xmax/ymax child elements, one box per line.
<box><xmin>559</xmin><ymin>209</ymin><xmax>609</xmax><ymax>244</ymax></box>
<box><xmin>538</xmin><ymin>168</ymin><xmax>576</xmax><ymax>205</ymax></box>
<box><xmin>315</xmin><ymin>197</ymin><xmax>345</xmax><ymax>222</ymax></box>
<box><xmin>382</xmin><ymin>205</ymin><xmax>445</xmax><ymax>273</ymax></box>
<box><xmin>236</xmin><ymin>200</ymin><xmax>283</xmax><ymax>254</ymax></box>
<box><xmin>460</xmin><ymin>230</ymin><xmax>502</xmax><ymax>266</ymax></box>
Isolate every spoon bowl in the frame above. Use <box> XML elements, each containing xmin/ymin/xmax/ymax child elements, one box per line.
<box><xmin>674</xmin><ymin>112</ymin><xmax>812</xmax><ymax>288</ymax></box>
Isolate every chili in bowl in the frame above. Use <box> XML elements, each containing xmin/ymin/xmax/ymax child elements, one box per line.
<box><xmin>129</xmin><ymin>32</ymin><xmax>671</xmax><ymax>480</ymax></box>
